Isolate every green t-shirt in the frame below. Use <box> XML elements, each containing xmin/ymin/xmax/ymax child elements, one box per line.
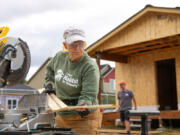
<box><xmin>45</xmin><ymin>51</ymin><xmax>100</xmax><ymax>116</ymax></box>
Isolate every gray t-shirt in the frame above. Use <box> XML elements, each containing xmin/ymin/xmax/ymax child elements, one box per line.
<box><xmin>118</xmin><ymin>89</ymin><xmax>134</xmax><ymax>111</ymax></box>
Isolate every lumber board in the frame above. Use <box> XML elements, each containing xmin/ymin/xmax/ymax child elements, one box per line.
<box><xmin>47</xmin><ymin>94</ymin><xmax>60</xmax><ymax>111</ymax></box>
<box><xmin>96</xmin><ymin>129</ymin><xmax>162</xmax><ymax>134</ymax></box>
<box><xmin>160</xmin><ymin>111</ymin><xmax>180</xmax><ymax>119</ymax></box>
<box><xmin>58</xmin><ymin>104</ymin><xmax>116</xmax><ymax>111</ymax></box>
<box><xmin>37</xmin><ymin>88</ymin><xmax>44</xmax><ymax>94</ymax></box>
<box><xmin>37</xmin><ymin>88</ymin><xmax>116</xmax><ymax>112</ymax></box>
<box><xmin>131</xmin><ymin>45</ymin><xmax>180</xmax><ymax>56</ymax></box>
<box><xmin>50</xmin><ymin>94</ymin><xmax>67</xmax><ymax>108</ymax></box>
<box><xmin>98</xmin><ymin>52</ymin><xmax>128</xmax><ymax>63</ymax></box>
<box><xmin>47</xmin><ymin>94</ymin><xmax>115</xmax><ymax>112</ymax></box>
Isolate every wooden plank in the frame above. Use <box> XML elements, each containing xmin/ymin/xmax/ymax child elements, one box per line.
<box><xmin>38</xmin><ymin>89</ymin><xmax>115</xmax><ymax>112</ymax></box>
<box><xmin>97</xmin><ymin>129</ymin><xmax>139</xmax><ymax>134</ymax></box>
<box><xmin>47</xmin><ymin>93</ymin><xmax>115</xmax><ymax>112</ymax></box>
<box><xmin>58</xmin><ymin>104</ymin><xmax>116</xmax><ymax>111</ymax></box>
<box><xmin>122</xmin><ymin>42</ymin><xmax>174</xmax><ymax>55</ymax></box>
<box><xmin>49</xmin><ymin>94</ymin><xmax>67</xmax><ymax>108</ymax></box>
<box><xmin>0</xmin><ymin>93</ymin><xmax>27</xmax><ymax>96</ymax></box>
<box><xmin>102</xmin><ymin>112</ymin><xmax>119</xmax><ymax>126</ymax></box>
<box><xmin>98</xmin><ymin>52</ymin><xmax>128</xmax><ymax>63</ymax></box>
<box><xmin>96</xmin><ymin>53</ymin><xmax>101</xmax><ymax>104</ymax></box>
<box><xmin>97</xmin><ymin>129</ymin><xmax>162</xmax><ymax>134</ymax></box>
<box><xmin>47</xmin><ymin>94</ymin><xmax>61</xmax><ymax>111</ymax></box>
<box><xmin>160</xmin><ymin>111</ymin><xmax>180</xmax><ymax>119</ymax></box>
<box><xmin>106</xmin><ymin>34</ymin><xmax>180</xmax><ymax>54</ymax></box>
<box><xmin>107</xmin><ymin>37</ymin><xmax>160</xmax><ymax>54</ymax></box>
<box><xmin>148</xmin><ymin>116</ymin><xmax>160</xmax><ymax>119</ymax></box>
<box><xmin>131</xmin><ymin>45</ymin><xmax>180</xmax><ymax>56</ymax></box>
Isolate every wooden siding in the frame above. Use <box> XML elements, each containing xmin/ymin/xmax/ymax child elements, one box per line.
<box><xmin>93</xmin><ymin>12</ymin><xmax>180</xmax><ymax>54</ymax></box>
<box><xmin>115</xmin><ymin>47</ymin><xmax>180</xmax><ymax>107</ymax></box>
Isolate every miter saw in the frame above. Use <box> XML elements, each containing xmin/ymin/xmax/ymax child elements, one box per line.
<box><xmin>0</xmin><ymin>26</ymin><xmax>30</xmax><ymax>87</ymax></box>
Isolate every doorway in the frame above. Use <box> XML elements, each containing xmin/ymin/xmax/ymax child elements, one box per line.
<box><xmin>156</xmin><ymin>59</ymin><xmax>178</xmax><ymax>110</ymax></box>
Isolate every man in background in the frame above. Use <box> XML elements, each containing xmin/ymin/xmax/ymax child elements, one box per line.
<box><xmin>117</xmin><ymin>81</ymin><xmax>137</xmax><ymax>135</ymax></box>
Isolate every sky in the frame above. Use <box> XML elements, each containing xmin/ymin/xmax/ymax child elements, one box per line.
<box><xmin>1</xmin><ymin>0</ymin><xmax>180</xmax><ymax>80</ymax></box>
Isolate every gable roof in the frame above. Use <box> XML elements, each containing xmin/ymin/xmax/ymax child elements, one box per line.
<box><xmin>101</xmin><ymin>68</ymin><xmax>114</xmax><ymax>78</ymax></box>
<box><xmin>100</xmin><ymin>64</ymin><xmax>108</xmax><ymax>70</ymax></box>
<box><xmin>100</xmin><ymin>64</ymin><xmax>114</xmax><ymax>78</ymax></box>
<box><xmin>27</xmin><ymin>57</ymin><xmax>51</xmax><ymax>84</ymax></box>
<box><xmin>0</xmin><ymin>84</ymin><xmax>38</xmax><ymax>94</ymax></box>
<box><xmin>86</xmin><ymin>5</ymin><xmax>180</xmax><ymax>54</ymax></box>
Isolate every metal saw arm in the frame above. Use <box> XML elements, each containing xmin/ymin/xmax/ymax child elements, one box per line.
<box><xmin>0</xmin><ymin>27</ymin><xmax>31</xmax><ymax>87</ymax></box>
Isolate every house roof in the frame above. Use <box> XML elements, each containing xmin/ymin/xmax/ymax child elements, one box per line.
<box><xmin>101</xmin><ymin>68</ymin><xmax>114</xmax><ymax>78</ymax></box>
<box><xmin>86</xmin><ymin>5</ymin><xmax>180</xmax><ymax>58</ymax></box>
<box><xmin>27</xmin><ymin>57</ymin><xmax>51</xmax><ymax>84</ymax></box>
<box><xmin>100</xmin><ymin>64</ymin><xmax>108</xmax><ymax>69</ymax></box>
<box><xmin>0</xmin><ymin>84</ymin><xmax>38</xmax><ymax>94</ymax></box>
<box><xmin>100</xmin><ymin>64</ymin><xmax>114</xmax><ymax>78</ymax></box>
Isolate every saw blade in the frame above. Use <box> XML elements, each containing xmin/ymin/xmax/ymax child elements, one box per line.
<box><xmin>7</xmin><ymin>38</ymin><xmax>31</xmax><ymax>85</ymax></box>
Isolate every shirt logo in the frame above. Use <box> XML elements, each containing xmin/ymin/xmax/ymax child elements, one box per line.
<box><xmin>55</xmin><ymin>69</ymin><xmax>64</xmax><ymax>81</ymax></box>
<box><xmin>55</xmin><ymin>69</ymin><xmax>79</xmax><ymax>88</ymax></box>
<box><xmin>125</xmin><ymin>93</ymin><xmax>129</xmax><ymax>96</ymax></box>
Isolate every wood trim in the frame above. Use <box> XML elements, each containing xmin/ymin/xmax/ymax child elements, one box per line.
<box><xmin>124</xmin><ymin>43</ymin><xmax>179</xmax><ymax>55</ymax></box>
<box><xmin>160</xmin><ymin>111</ymin><xmax>180</xmax><ymax>119</ymax></box>
<box><xmin>0</xmin><ymin>93</ymin><xmax>25</xmax><ymax>96</ymax></box>
<box><xmin>97</xmin><ymin>52</ymin><xmax>128</xmax><ymax>63</ymax></box>
<box><xmin>96</xmin><ymin>53</ymin><xmax>101</xmax><ymax>104</ymax></box>
<box><xmin>130</xmin><ymin>45</ymin><xmax>180</xmax><ymax>57</ymax></box>
<box><xmin>149</xmin><ymin>8</ymin><xmax>180</xmax><ymax>15</ymax></box>
<box><xmin>102</xmin><ymin>112</ymin><xmax>119</xmax><ymax>126</ymax></box>
<box><xmin>107</xmin><ymin>34</ymin><xmax>180</xmax><ymax>54</ymax></box>
<box><xmin>97</xmin><ymin>129</ymin><xmax>162</xmax><ymax>134</ymax></box>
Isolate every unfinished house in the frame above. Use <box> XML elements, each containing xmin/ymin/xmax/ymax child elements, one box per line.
<box><xmin>86</xmin><ymin>5</ymin><xmax>180</xmax><ymax>124</ymax></box>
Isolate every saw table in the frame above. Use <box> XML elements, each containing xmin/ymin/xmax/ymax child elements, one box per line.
<box><xmin>0</xmin><ymin>93</ymin><xmax>115</xmax><ymax>134</ymax></box>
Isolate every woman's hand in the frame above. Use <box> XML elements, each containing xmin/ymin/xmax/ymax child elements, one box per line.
<box><xmin>115</xmin><ymin>108</ymin><xmax>119</xmax><ymax>112</ymax></box>
<box><xmin>75</xmin><ymin>104</ymin><xmax>90</xmax><ymax>118</ymax></box>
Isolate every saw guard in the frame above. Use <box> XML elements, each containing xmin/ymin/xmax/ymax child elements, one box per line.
<box><xmin>6</xmin><ymin>39</ymin><xmax>31</xmax><ymax>85</ymax></box>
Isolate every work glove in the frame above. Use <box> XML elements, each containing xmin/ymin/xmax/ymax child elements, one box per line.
<box><xmin>43</xmin><ymin>84</ymin><xmax>56</xmax><ymax>95</ymax></box>
<box><xmin>76</xmin><ymin>103</ymin><xmax>90</xmax><ymax>118</ymax></box>
<box><xmin>77</xmin><ymin>109</ymin><xmax>90</xmax><ymax>118</ymax></box>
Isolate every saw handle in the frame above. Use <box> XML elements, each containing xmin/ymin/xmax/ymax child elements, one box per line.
<box><xmin>0</xmin><ymin>59</ymin><xmax>10</xmax><ymax>87</ymax></box>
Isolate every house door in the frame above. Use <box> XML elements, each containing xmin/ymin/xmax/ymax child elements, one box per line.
<box><xmin>156</xmin><ymin>59</ymin><xmax>178</xmax><ymax>110</ymax></box>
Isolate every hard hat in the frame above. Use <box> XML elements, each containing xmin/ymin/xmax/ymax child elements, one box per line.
<box><xmin>119</xmin><ymin>81</ymin><xmax>126</xmax><ymax>84</ymax></box>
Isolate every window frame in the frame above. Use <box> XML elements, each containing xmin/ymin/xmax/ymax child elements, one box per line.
<box><xmin>6</xmin><ymin>98</ymin><xmax>18</xmax><ymax>109</ymax></box>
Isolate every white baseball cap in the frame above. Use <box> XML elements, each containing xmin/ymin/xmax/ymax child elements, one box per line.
<box><xmin>63</xmin><ymin>27</ymin><xmax>86</xmax><ymax>45</ymax></box>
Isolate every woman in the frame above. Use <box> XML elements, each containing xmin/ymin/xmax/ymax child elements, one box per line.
<box><xmin>44</xmin><ymin>27</ymin><xmax>102</xmax><ymax>134</ymax></box>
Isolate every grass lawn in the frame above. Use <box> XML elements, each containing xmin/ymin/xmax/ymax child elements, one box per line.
<box><xmin>98</xmin><ymin>126</ymin><xmax>180</xmax><ymax>135</ymax></box>
<box><xmin>159</xmin><ymin>128</ymin><xmax>180</xmax><ymax>135</ymax></box>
